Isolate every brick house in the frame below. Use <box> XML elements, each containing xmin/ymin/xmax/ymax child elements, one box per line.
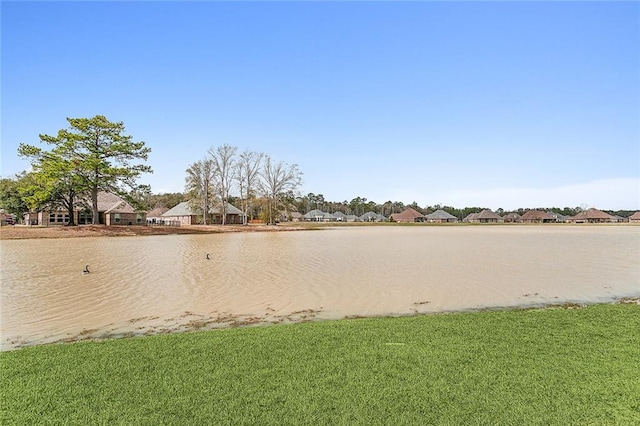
<box><xmin>23</xmin><ymin>192</ymin><xmax>146</xmax><ymax>226</ymax></box>
<box><xmin>519</xmin><ymin>210</ymin><xmax>556</xmax><ymax>223</ymax></box>
<box><xmin>567</xmin><ymin>208</ymin><xmax>614</xmax><ymax>223</ymax></box>
<box><xmin>390</xmin><ymin>208</ymin><xmax>425</xmax><ymax>223</ymax></box>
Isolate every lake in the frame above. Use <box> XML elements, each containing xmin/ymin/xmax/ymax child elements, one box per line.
<box><xmin>1</xmin><ymin>225</ymin><xmax>638</xmax><ymax>350</ymax></box>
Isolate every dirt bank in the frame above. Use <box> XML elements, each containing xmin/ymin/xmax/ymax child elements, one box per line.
<box><xmin>0</xmin><ymin>224</ymin><xmax>305</xmax><ymax>240</ymax></box>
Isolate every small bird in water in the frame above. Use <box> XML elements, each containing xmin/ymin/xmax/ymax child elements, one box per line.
<box><xmin>82</xmin><ymin>265</ymin><xmax>90</xmax><ymax>274</ymax></box>
<box><xmin>206</xmin><ymin>254</ymin><xmax>210</xmax><ymax>260</ymax></box>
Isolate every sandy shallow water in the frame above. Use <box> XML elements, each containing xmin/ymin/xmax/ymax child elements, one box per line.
<box><xmin>1</xmin><ymin>225</ymin><xmax>638</xmax><ymax>350</ymax></box>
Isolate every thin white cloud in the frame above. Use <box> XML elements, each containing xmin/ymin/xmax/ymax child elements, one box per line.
<box><xmin>432</xmin><ymin>178</ymin><xmax>640</xmax><ymax>210</ymax></box>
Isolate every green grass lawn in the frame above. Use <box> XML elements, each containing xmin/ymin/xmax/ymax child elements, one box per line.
<box><xmin>2</xmin><ymin>303</ymin><xmax>639</xmax><ymax>425</ymax></box>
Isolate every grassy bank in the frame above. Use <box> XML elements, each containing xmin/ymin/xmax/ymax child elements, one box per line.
<box><xmin>2</xmin><ymin>304</ymin><xmax>639</xmax><ymax>425</ymax></box>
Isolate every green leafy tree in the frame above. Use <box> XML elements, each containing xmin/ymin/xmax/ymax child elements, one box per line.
<box><xmin>0</xmin><ymin>173</ymin><xmax>30</xmax><ymax>219</ymax></box>
<box><xmin>19</xmin><ymin>116</ymin><xmax>152</xmax><ymax>225</ymax></box>
<box><xmin>17</xmin><ymin>143</ymin><xmax>91</xmax><ymax>226</ymax></box>
<box><xmin>127</xmin><ymin>185</ymin><xmax>153</xmax><ymax>211</ymax></box>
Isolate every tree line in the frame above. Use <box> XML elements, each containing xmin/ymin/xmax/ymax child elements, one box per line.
<box><xmin>286</xmin><ymin>196</ymin><xmax>624</xmax><ymax>220</ymax></box>
<box><xmin>137</xmin><ymin>191</ymin><xmax>633</xmax><ymax>221</ymax></box>
<box><xmin>0</xmin><ymin>115</ymin><xmax>634</xmax><ymax>223</ymax></box>
<box><xmin>1</xmin><ymin>116</ymin><xmax>306</xmax><ymax>226</ymax></box>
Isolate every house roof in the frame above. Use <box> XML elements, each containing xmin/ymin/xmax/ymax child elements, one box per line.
<box><xmin>520</xmin><ymin>210</ymin><xmax>555</xmax><ymax>221</ymax></box>
<box><xmin>629</xmin><ymin>211</ymin><xmax>640</xmax><ymax>220</ymax></box>
<box><xmin>97</xmin><ymin>192</ymin><xmax>137</xmax><ymax>213</ymax></box>
<box><xmin>464</xmin><ymin>210</ymin><xmax>502</xmax><ymax>221</ymax></box>
<box><xmin>464</xmin><ymin>212</ymin><xmax>480</xmax><ymax>221</ymax></box>
<box><xmin>162</xmin><ymin>201</ymin><xmax>242</xmax><ymax>217</ymax></box>
<box><xmin>425</xmin><ymin>209</ymin><xmax>457</xmax><ymax>220</ymax></box>
<box><xmin>332</xmin><ymin>211</ymin><xmax>347</xmax><ymax>218</ymax></box>
<box><xmin>390</xmin><ymin>208</ymin><xmax>424</xmax><ymax>221</ymax></box>
<box><xmin>303</xmin><ymin>209</ymin><xmax>326</xmax><ymax>219</ymax></box>
<box><xmin>547</xmin><ymin>211</ymin><xmax>567</xmax><ymax>220</ymax></box>
<box><xmin>360</xmin><ymin>211</ymin><xmax>386</xmax><ymax>220</ymax></box>
<box><xmin>147</xmin><ymin>207</ymin><xmax>169</xmax><ymax>218</ymax></box>
<box><xmin>570</xmin><ymin>208</ymin><xmax>614</xmax><ymax>221</ymax></box>
<box><xmin>475</xmin><ymin>209</ymin><xmax>502</xmax><ymax>220</ymax></box>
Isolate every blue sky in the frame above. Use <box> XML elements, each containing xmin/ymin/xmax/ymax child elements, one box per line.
<box><xmin>2</xmin><ymin>1</ymin><xmax>639</xmax><ymax>210</ymax></box>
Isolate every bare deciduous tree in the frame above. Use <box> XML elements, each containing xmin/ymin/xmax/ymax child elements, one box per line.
<box><xmin>235</xmin><ymin>150</ymin><xmax>264</xmax><ymax>225</ymax></box>
<box><xmin>259</xmin><ymin>155</ymin><xmax>302</xmax><ymax>225</ymax></box>
<box><xmin>208</xmin><ymin>144</ymin><xmax>237</xmax><ymax>225</ymax></box>
<box><xmin>185</xmin><ymin>158</ymin><xmax>214</xmax><ymax>224</ymax></box>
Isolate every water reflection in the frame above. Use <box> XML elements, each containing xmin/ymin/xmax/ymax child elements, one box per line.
<box><xmin>1</xmin><ymin>226</ymin><xmax>638</xmax><ymax>350</ymax></box>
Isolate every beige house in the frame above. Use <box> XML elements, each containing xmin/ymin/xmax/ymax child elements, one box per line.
<box><xmin>463</xmin><ymin>209</ymin><xmax>504</xmax><ymax>223</ymax></box>
<box><xmin>24</xmin><ymin>192</ymin><xmax>146</xmax><ymax>226</ymax></box>
<box><xmin>162</xmin><ymin>201</ymin><xmax>244</xmax><ymax>225</ymax></box>
<box><xmin>146</xmin><ymin>207</ymin><xmax>169</xmax><ymax>225</ymax></box>
<box><xmin>629</xmin><ymin>212</ymin><xmax>640</xmax><ymax>223</ymax></box>
<box><xmin>424</xmin><ymin>209</ymin><xmax>458</xmax><ymax>223</ymax></box>
<box><xmin>503</xmin><ymin>212</ymin><xmax>521</xmax><ymax>223</ymax></box>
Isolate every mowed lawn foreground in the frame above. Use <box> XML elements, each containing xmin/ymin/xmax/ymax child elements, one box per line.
<box><xmin>2</xmin><ymin>304</ymin><xmax>639</xmax><ymax>425</ymax></box>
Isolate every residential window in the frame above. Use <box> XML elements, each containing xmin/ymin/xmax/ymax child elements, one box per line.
<box><xmin>63</xmin><ymin>214</ymin><xmax>70</xmax><ymax>224</ymax></box>
<box><xmin>79</xmin><ymin>211</ymin><xmax>92</xmax><ymax>224</ymax></box>
<box><xmin>136</xmin><ymin>213</ymin><xmax>143</xmax><ymax>224</ymax></box>
<box><xmin>114</xmin><ymin>213</ymin><xmax>121</xmax><ymax>224</ymax></box>
<box><xmin>49</xmin><ymin>213</ymin><xmax>56</xmax><ymax>223</ymax></box>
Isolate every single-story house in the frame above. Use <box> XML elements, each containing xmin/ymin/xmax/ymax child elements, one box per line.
<box><xmin>610</xmin><ymin>215</ymin><xmax>627</xmax><ymax>223</ymax></box>
<box><xmin>547</xmin><ymin>211</ymin><xmax>568</xmax><ymax>223</ymax></box>
<box><xmin>463</xmin><ymin>209</ymin><xmax>503</xmax><ymax>223</ymax></box>
<box><xmin>425</xmin><ymin>209</ymin><xmax>458</xmax><ymax>223</ymax></box>
<box><xmin>360</xmin><ymin>211</ymin><xmax>387</xmax><ymax>222</ymax></box>
<box><xmin>162</xmin><ymin>201</ymin><xmax>244</xmax><ymax>225</ymax></box>
<box><xmin>23</xmin><ymin>192</ymin><xmax>146</xmax><ymax>226</ymax></box>
<box><xmin>0</xmin><ymin>209</ymin><xmax>15</xmax><ymax>226</ymax></box>
<box><xmin>146</xmin><ymin>207</ymin><xmax>169</xmax><ymax>225</ymax></box>
<box><xmin>503</xmin><ymin>212</ymin><xmax>521</xmax><ymax>223</ymax></box>
<box><xmin>390</xmin><ymin>208</ymin><xmax>425</xmax><ymax>223</ymax></box>
<box><xmin>332</xmin><ymin>211</ymin><xmax>347</xmax><ymax>222</ymax></box>
<box><xmin>519</xmin><ymin>210</ymin><xmax>556</xmax><ymax>223</ymax></box>
<box><xmin>629</xmin><ymin>211</ymin><xmax>640</xmax><ymax>223</ymax></box>
<box><xmin>276</xmin><ymin>210</ymin><xmax>303</xmax><ymax>222</ymax></box>
<box><xmin>303</xmin><ymin>209</ymin><xmax>338</xmax><ymax>222</ymax></box>
<box><xmin>567</xmin><ymin>208</ymin><xmax>614</xmax><ymax>223</ymax></box>
<box><xmin>288</xmin><ymin>212</ymin><xmax>304</xmax><ymax>222</ymax></box>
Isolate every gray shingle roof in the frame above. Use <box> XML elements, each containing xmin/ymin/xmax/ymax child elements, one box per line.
<box><xmin>303</xmin><ymin>209</ymin><xmax>326</xmax><ymax>219</ymax></box>
<box><xmin>359</xmin><ymin>211</ymin><xmax>387</xmax><ymax>221</ymax></box>
<box><xmin>425</xmin><ymin>209</ymin><xmax>457</xmax><ymax>220</ymax></box>
<box><xmin>162</xmin><ymin>201</ymin><xmax>242</xmax><ymax>217</ymax></box>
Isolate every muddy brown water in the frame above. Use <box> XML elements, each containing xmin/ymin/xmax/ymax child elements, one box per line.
<box><xmin>1</xmin><ymin>226</ymin><xmax>638</xmax><ymax>350</ymax></box>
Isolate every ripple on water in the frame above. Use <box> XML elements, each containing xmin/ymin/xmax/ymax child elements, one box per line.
<box><xmin>2</xmin><ymin>226</ymin><xmax>639</xmax><ymax>350</ymax></box>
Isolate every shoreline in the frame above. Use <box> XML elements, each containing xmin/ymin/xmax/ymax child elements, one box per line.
<box><xmin>1</xmin><ymin>221</ymin><xmax>633</xmax><ymax>240</ymax></box>
<box><xmin>0</xmin><ymin>223</ymin><xmax>308</xmax><ymax>240</ymax></box>
<box><xmin>4</xmin><ymin>297</ymin><xmax>638</xmax><ymax>352</ymax></box>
